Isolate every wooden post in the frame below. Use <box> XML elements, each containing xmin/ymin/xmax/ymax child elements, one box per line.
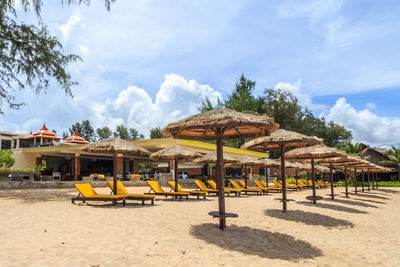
<box><xmin>311</xmin><ymin>156</ymin><xmax>316</xmax><ymax>204</ymax></box>
<box><xmin>354</xmin><ymin>167</ymin><xmax>357</xmax><ymax>194</ymax></box>
<box><xmin>280</xmin><ymin>144</ymin><xmax>287</xmax><ymax>212</ymax></box>
<box><xmin>216</xmin><ymin>132</ymin><xmax>226</xmax><ymax>230</ymax></box>
<box><xmin>113</xmin><ymin>152</ymin><xmax>118</xmax><ymax>195</ymax></box>
<box><xmin>361</xmin><ymin>169</ymin><xmax>365</xmax><ymax>192</ymax></box>
<box><xmin>375</xmin><ymin>173</ymin><xmax>379</xmax><ymax>189</ymax></box>
<box><xmin>295</xmin><ymin>169</ymin><xmax>298</xmax><ymax>186</ymax></box>
<box><xmin>344</xmin><ymin>165</ymin><xmax>349</xmax><ymax>198</ymax></box>
<box><xmin>372</xmin><ymin>172</ymin><xmax>375</xmax><ymax>190</ymax></box>
<box><xmin>330</xmin><ymin>163</ymin><xmax>334</xmax><ymax>200</ymax></box>
<box><xmin>174</xmin><ymin>158</ymin><xmax>178</xmax><ymax>193</ymax></box>
<box><xmin>265</xmin><ymin>168</ymin><xmax>269</xmax><ymax>187</ymax></box>
<box><xmin>244</xmin><ymin>165</ymin><xmax>248</xmax><ymax>189</ymax></box>
<box><xmin>74</xmin><ymin>154</ymin><xmax>80</xmax><ymax>181</ymax></box>
<box><xmin>367</xmin><ymin>171</ymin><xmax>371</xmax><ymax>191</ymax></box>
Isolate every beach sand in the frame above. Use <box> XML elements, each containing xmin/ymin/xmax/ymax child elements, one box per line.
<box><xmin>0</xmin><ymin>185</ymin><xmax>399</xmax><ymax>266</ymax></box>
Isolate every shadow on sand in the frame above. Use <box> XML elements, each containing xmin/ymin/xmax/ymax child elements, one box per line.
<box><xmin>297</xmin><ymin>201</ymin><xmax>368</xmax><ymax>214</ymax></box>
<box><xmin>375</xmin><ymin>188</ymin><xmax>400</xmax><ymax>194</ymax></box>
<box><xmin>324</xmin><ymin>198</ymin><xmax>378</xmax><ymax>208</ymax></box>
<box><xmin>347</xmin><ymin>192</ymin><xmax>389</xmax><ymax>200</ymax></box>
<box><xmin>351</xmin><ymin>198</ymin><xmax>386</xmax><ymax>204</ymax></box>
<box><xmin>190</xmin><ymin>223</ymin><xmax>322</xmax><ymax>260</ymax></box>
<box><xmin>265</xmin><ymin>209</ymin><xmax>354</xmax><ymax>228</ymax></box>
<box><xmin>0</xmin><ymin>189</ymin><xmax>73</xmax><ymax>202</ymax></box>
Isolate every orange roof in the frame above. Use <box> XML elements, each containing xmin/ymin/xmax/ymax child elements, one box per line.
<box><xmin>62</xmin><ymin>132</ymin><xmax>89</xmax><ymax>144</ymax></box>
<box><xmin>25</xmin><ymin>124</ymin><xmax>61</xmax><ymax>140</ymax></box>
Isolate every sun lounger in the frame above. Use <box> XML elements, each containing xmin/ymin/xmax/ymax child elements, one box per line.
<box><xmin>71</xmin><ymin>183</ymin><xmax>126</xmax><ymax>205</ymax></box>
<box><xmin>298</xmin><ymin>180</ymin><xmax>312</xmax><ymax>188</ymax></box>
<box><xmin>231</xmin><ymin>180</ymin><xmax>262</xmax><ymax>195</ymax></box>
<box><xmin>306</xmin><ymin>180</ymin><xmax>322</xmax><ymax>188</ymax></box>
<box><xmin>318</xmin><ymin>180</ymin><xmax>336</xmax><ymax>187</ymax></box>
<box><xmin>146</xmin><ymin>181</ymin><xmax>189</xmax><ymax>201</ymax></box>
<box><xmin>107</xmin><ymin>181</ymin><xmax>155</xmax><ymax>205</ymax></box>
<box><xmin>255</xmin><ymin>180</ymin><xmax>282</xmax><ymax>193</ymax></box>
<box><xmin>282</xmin><ymin>180</ymin><xmax>301</xmax><ymax>190</ymax></box>
<box><xmin>168</xmin><ymin>181</ymin><xmax>207</xmax><ymax>199</ymax></box>
<box><xmin>272</xmin><ymin>180</ymin><xmax>298</xmax><ymax>191</ymax></box>
<box><xmin>317</xmin><ymin>180</ymin><xmax>329</xmax><ymax>188</ymax></box>
<box><xmin>194</xmin><ymin>180</ymin><xmax>219</xmax><ymax>195</ymax></box>
<box><xmin>207</xmin><ymin>180</ymin><xmax>241</xmax><ymax>196</ymax></box>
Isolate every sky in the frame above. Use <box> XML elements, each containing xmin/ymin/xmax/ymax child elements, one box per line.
<box><xmin>1</xmin><ymin>0</ymin><xmax>400</xmax><ymax>147</ymax></box>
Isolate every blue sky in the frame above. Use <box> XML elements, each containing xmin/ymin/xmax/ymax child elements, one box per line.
<box><xmin>1</xmin><ymin>0</ymin><xmax>400</xmax><ymax>147</ymax></box>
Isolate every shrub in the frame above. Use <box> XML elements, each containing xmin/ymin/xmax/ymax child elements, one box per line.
<box><xmin>0</xmin><ymin>149</ymin><xmax>15</xmax><ymax>168</ymax></box>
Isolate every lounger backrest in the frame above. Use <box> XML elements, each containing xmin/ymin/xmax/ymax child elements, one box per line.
<box><xmin>194</xmin><ymin>180</ymin><xmax>209</xmax><ymax>191</ymax></box>
<box><xmin>167</xmin><ymin>181</ymin><xmax>184</xmax><ymax>192</ymax></box>
<box><xmin>207</xmin><ymin>180</ymin><xmax>217</xmax><ymax>190</ymax></box>
<box><xmin>272</xmin><ymin>180</ymin><xmax>282</xmax><ymax>188</ymax></box>
<box><xmin>261</xmin><ymin>181</ymin><xmax>267</xmax><ymax>187</ymax></box>
<box><xmin>254</xmin><ymin>180</ymin><xmax>265</xmax><ymax>189</ymax></box>
<box><xmin>74</xmin><ymin>183</ymin><xmax>98</xmax><ymax>197</ymax></box>
<box><xmin>107</xmin><ymin>181</ymin><xmax>129</xmax><ymax>195</ymax></box>
<box><xmin>229</xmin><ymin>180</ymin><xmax>242</xmax><ymax>190</ymax></box>
<box><xmin>147</xmin><ymin>181</ymin><xmax>165</xmax><ymax>193</ymax></box>
<box><xmin>238</xmin><ymin>180</ymin><xmax>247</xmax><ymax>189</ymax></box>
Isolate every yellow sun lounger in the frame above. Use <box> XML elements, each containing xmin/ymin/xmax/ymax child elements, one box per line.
<box><xmin>255</xmin><ymin>180</ymin><xmax>281</xmax><ymax>193</ymax></box>
<box><xmin>194</xmin><ymin>180</ymin><xmax>218</xmax><ymax>195</ymax></box>
<box><xmin>238</xmin><ymin>180</ymin><xmax>268</xmax><ymax>194</ymax></box>
<box><xmin>146</xmin><ymin>181</ymin><xmax>189</xmax><ymax>201</ymax></box>
<box><xmin>72</xmin><ymin>183</ymin><xmax>126</xmax><ymax>206</ymax></box>
<box><xmin>207</xmin><ymin>180</ymin><xmax>241</xmax><ymax>196</ymax></box>
<box><xmin>231</xmin><ymin>180</ymin><xmax>262</xmax><ymax>195</ymax></box>
<box><xmin>307</xmin><ymin>180</ymin><xmax>322</xmax><ymax>188</ymax></box>
<box><xmin>281</xmin><ymin>180</ymin><xmax>301</xmax><ymax>190</ymax></box>
<box><xmin>107</xmin><ymin>181</ymin><xmax>155</xmax><ymax>205</ymax></box>
<box><xmin>298</xmin><ymin>180</ymin><xmax>312</xmax><ymax>188</ymax></box>
<box><xmin>168</xmin><ymin>181</ymin><xmax>207</xmax><ymax>199</ymax></box>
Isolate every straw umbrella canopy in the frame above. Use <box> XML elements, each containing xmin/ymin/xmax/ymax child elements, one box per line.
<box><xmin>285</xmin><ymin>145</ymin><xmax>345</xmax><ymax>203</ymax></box>
<box><xmin>81</xmin><ymin>138</ymin><xmax>150</xmax><ymax>195</ymax></box>
<box><xmin>192</xmin><ymin>151</ymin><xmax>239</xmax><ymax>164</ymax></box>
<box><xmin>334</xmin><ymin>156</ymin><xmax>372</xmax><ymax>194</ymax></box>
<box><xmin>162</xmin><ymin>108</ymin><xmax>278</xmax><ymax>230</ymax></box>
<box><xmin>149</xmin><ymin>146</ymin><xmax>202</xmax><ymax>192</ymax></box>
<box><xmin>225</xmin><ymin>155</ymin><xmax>266</xmax><ymax>188</ymax></box>
<box><xmin>241</xmin><ymin>129</ymin><xmax>321</xmax><ymax>212</ymax></box>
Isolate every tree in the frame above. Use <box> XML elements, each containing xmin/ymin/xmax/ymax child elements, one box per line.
<box><xmin>113</xmin><ymin>125</ymin><xmax>143</xmax><ymax>140</ymax></box>
<box><xmin>381</xmin><ymin>145</ymin><xmax>400</xmax><ymax>179</ymax></box>
<box><xmin>224</xmin><ymin>74</ymin><xmax>259</xmax><ymax>113</ymax></box>
<box><xmin>96</xmin><ymin>126</ymin><xmax>112</xmax><ymax>140</ymax></box>
<box><xmin>0</xmin><ymin>149</ymin><xmax>15</xmax><ymax>168</ymax></box>
<box><xmin>66</xmin><ymin>120</ymin><xmax>95</xmax><ymax>142</ymax></box>
<box><xmin>150</xmin><ymin>127</ymin><xmax>165</xmax><ymax>139</ymax></box>
<box><xmin>0</xmin><ymin>0</ymin><xmax>114</xmax><ymax>113</ymax></box>
<box><xmin>343</xmin><ymin>143</ymin><xmax>363</xmax><ymax>156</ymax></box>
<box><xmin>198</xmin><ymin>96</ymin><xmax>223</xmax><ymax>113</ymax></box>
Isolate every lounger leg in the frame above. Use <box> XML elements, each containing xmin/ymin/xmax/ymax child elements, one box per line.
<box><xmin>142</xmin><ymin>200</ymin><xmax>144</xmax><ymax>205</ymax></box>
<box><xmin>197</xmin><ymin>195</ymin><xmax>199</xmax><ymax>200</ymax></box>
<box><xmin>186</xmin><ymin>195</ymin><xmax>189</xmax><ymax>201</ymax></box>
<box><xmin>71</xmin><ymin>198</ymin><xmax>74</xmax><ymax>204</ymax></box>
<box><xmin>123</xmin><ymin>199</ymin><xmax>126</xmax><ymax>206</ymax></box>
<box><xmin>112</xmin><ymin>200</ymin><xmax>117</xmax><ymax>206</ymax></box>
<box><xmin>151</xmin><ymin>199</ymin><xmax>154</xmax><ymax>205</ymax></box>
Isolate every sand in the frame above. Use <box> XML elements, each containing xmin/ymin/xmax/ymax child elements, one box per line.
<box><xmin>0</xmin><ymin>185</ymin><xmax>399</xmax><ymax>266</ymax></box>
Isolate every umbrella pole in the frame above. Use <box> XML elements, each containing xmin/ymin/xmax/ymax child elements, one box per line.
<box><xmin>112</xmin><ymin>152</ymin><xmax>118</xmax><ymax>206</ymax></box>
<box><xmin>375</xmin><ymin>173</ymin><xmax>379</xmax><ymax>189</ymax></box>
<box><xmin>311</xmin><ymin>156</ymin><xmax>316</xmax><ymax>204</ymax></box>
<box><xmin>280</xmin><ymin>144</ymin><xmax>287</xmax><ymax>212</ymax></box>
<box><xmin>174</xmin><ymin>158</ymin><xmax>178</xmax><ymax>194</ymax></box>
<box><xmin>330</xmin><ymin>163</ymin><xmax>334</xmax><ymax>200</ymax></box>
<box><xmin>344</xmin><ymin>166</ymin><xmax>349</xmax><ymax>198</ymax></box>
<box><xmin>265</xmin><ymin>168</ymin><xmax>269</xmax><ymax>187</ymax></box>
<box><xmin>245</xmin><ymin>165</ymin><xmax>248</xmax><ymax>189</ymax></box>
<box><xmin>372</xmin><ymin>172</ymin><xmax>375</xmax><ymax>190</ymax></box>
<box><xmin>361</xmin><ymin>169</ymin><xmax>365</xmax><ymax>192</ymax></box>
<box><xmin>367</xmin><ymin>171</ymin><xmax>371</xmax><ymax>191</ymax></box>
<box><xmin>354</xmin><ymin>167</ymin><xmax>357</xmax><ymax>194</ymax></box>
<box><xmin>295</xmin><ymin>169</ymin><xmax>298</xmax><ymax>186</ymax></box>
<box><xmin>216</xmin><ymin>132</ymin><xmax>226</xmax><ymax>230</ymax></box>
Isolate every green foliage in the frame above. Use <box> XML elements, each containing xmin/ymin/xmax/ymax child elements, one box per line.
<box><xmin>150</xmin><ymin>126</ymin><xmax>165</xmax><ymax>139</ymax></box>
<box><xmin>65</xmin><ymin>120</ymin><xmax>95</xmax><ymax>142</ymax></box>
<box><xmin>198</xmin><ymin>74</ymin><xmax>353</xmax><ymax>148</ymax></box>
<box><xmin>0</xmin><ymin>167</ymin><xmax>34</xmax><ymax>172</ymax></box>
<box><xmin>198</xmin><ymin>96</ymin><xmax>224</xmax><ymax>113</ymax></box>
<box><xmin>32</xmin><ymin>161</ymin><xmax>46</xmax><ymax>172</ymax></box>
<box><xmin>96</xmin><ymin>126</ymin><xmax>112</xmax><ymax>140</ymax></box>
<box><xmin>343</xmin><ymin>142</ymin><xmax>363</xmax><ymax>156</ymax></box>
<box><xmin>113</xmin><ymin>124</ymin><xmax>144</xmax><ymax>140</ymax></box>
<box><xmin>381</xmin><ymin>145</ymin><xmax>400</xmax><ymax>179</ymax></box>
<box><xmin>0</xmin><ymin>149</ymin><xmax>15</xmax><ymax>168</ymax></box>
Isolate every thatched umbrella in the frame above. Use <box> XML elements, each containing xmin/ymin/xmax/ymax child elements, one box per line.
<box><xmin>241</xmin><ymin>129</ymin><xmax>320</xmax><ymax>212</ymax></box>
<box><xmin>224</xmin><ymin>155</ymin><xmax>264</xmax><ymax>188</ymax></box>
<box><xmin>259</xmin><ymin>158</ymin><xmax>280</xmax><ymax>187</ymax></box>
<box><xmin>150</xmin><ymin>146</ymin><xmax>202</xmax><ymax>193</ymax></box>
<box><xmin>285</xmin><ymin>145</ymin><xmax>345</xmax><ymax>203</ymax></box>
<box><xmin>192</xmin><ymin>151</ymin><xmax>239</xmax><ymax>164</ymax></box>
<box><xmin>163</xmin><ymin>108</ymin><xmax>278</xmax><ymax>230</ymax></box>
<box><xmin>82</xmin><ymin>138</ymin><xmax>150</xmax><ymax>195</ymax></box>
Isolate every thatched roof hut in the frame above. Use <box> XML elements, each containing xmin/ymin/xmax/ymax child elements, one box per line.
<box><xmin>162</xmin><ymin>108</ymin><xmax>279</xmax><ymax>140</ymax></box>
<box><xmin>192</xmin><ymin>151</ymin><xmax>238</xmax><ymax>164</ymax></box>
<box><xmin>81</xmin><ymin>138</ymin><xmax>150</xmax><ymax>155</ymax></box>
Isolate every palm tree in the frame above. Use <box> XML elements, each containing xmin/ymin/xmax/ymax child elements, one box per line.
<box><xmin>381</xmin><ymin>145</ymin><xmax>400</xmax><ymax>179</ymax></box>
<box><xmin>343</xmin><ymin>142</ymin><xmax>369</xmax><ymax>157</ymax></box>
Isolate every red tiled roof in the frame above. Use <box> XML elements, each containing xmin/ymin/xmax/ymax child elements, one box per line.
<box><xmin>62</xmin><ymin>132</ymin><xmax>89</xmax><ymax>144</ymax></box>
<box><xmin>25</xmin><ymin>124</ymin><xmax>61</xmax><ymax>140</ymax></box>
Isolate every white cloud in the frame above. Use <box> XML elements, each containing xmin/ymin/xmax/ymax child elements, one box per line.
<box><xmin>274</xmin><ymin>79</ymin><xmax>327</xmax><ymax>110</ymax></box>
<box><xmin>326</xmin><ymin>98</ymin><xmax>400</xmax><ymax>146</ymax></box>
<box><xmin>59</xmin><ymin>13</ymin><xmax>81</xmax><ymax>40</ymax></box>
<box><xmin>92</xmin><ymin>73</ymin><xmax>222</xmax><ymax>136</ymax></box>
<box><xmin>365</xmin><ymin>102</ymin><xmax>377</xmax><ymax>110</ymax></box>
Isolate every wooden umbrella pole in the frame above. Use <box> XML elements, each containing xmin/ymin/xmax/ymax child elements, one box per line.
<box><xmin>330</xmin><ymin>163</ymin><xmax>334</xmax><ymax>200</ymax></box>
<box><xmin>295</xmin><ymin>169</ymin><xmax>298</xmax><ymax>186</ymax></box>
<box><xmin>361</xmin><ymin>169</ymin><xmax>365</xmax><ymax>192</ymax></box>
<box><xmin>280</xmin><ymin>144</ymin><xmax>287</xmax><ymax>212</ymax></box>
<box><xmin>311</xmin><ymin>156</ymin><xmax>316</xmax><ymax>204</ymax></box>
<box><xmin>375</xmin><ymin>173</ymin><xmax>379</xmax><ymax>189</ymax></box>
<box><xmin>245</xmin><ymin>165</ymin><xmax>248</xmax><ymax>189</ymax></box>
<box><xmin>354</xmin><ymin>167</ymin><xmax>357</xmax><ymax>194</ymax></box>
<box><xmin>367</xmin><ymin>171</ymin><xmax>371</xmax><ymax>191</ymax></box>
<box><xmin>344</xmin><ymin>166</ymin><xmax>349</xmax><ymax>198</ymax></box>
<box><xmin>174</xmin><ymin>158</ymin><xmax>179</xmax><ymax>194</ymax></box>
<box><xmin>265</xmin><ymin>168</ymin><xmax>269</xmax><ymax>187</ymax></box>
<box><xmin>113</xmin><ymin>151</ymin><xmax>118</xmax><ymax>195</ymax></box>
<box><xmin>216</xmin><ymin>132</ymin><xmax>226</xmax><ymax>230</ymax></box>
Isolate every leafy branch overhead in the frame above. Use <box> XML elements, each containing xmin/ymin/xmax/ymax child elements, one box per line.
<box><xmin>0</xmin><ymin>0</ymin><xmax>115</xmax><ymax>114</ymax></box>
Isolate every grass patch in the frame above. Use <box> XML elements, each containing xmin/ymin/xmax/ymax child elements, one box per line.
<box><xmin>336</xmin><ymin>180</ymin><xmax>400</xmax><ymax>187</ymax></box>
